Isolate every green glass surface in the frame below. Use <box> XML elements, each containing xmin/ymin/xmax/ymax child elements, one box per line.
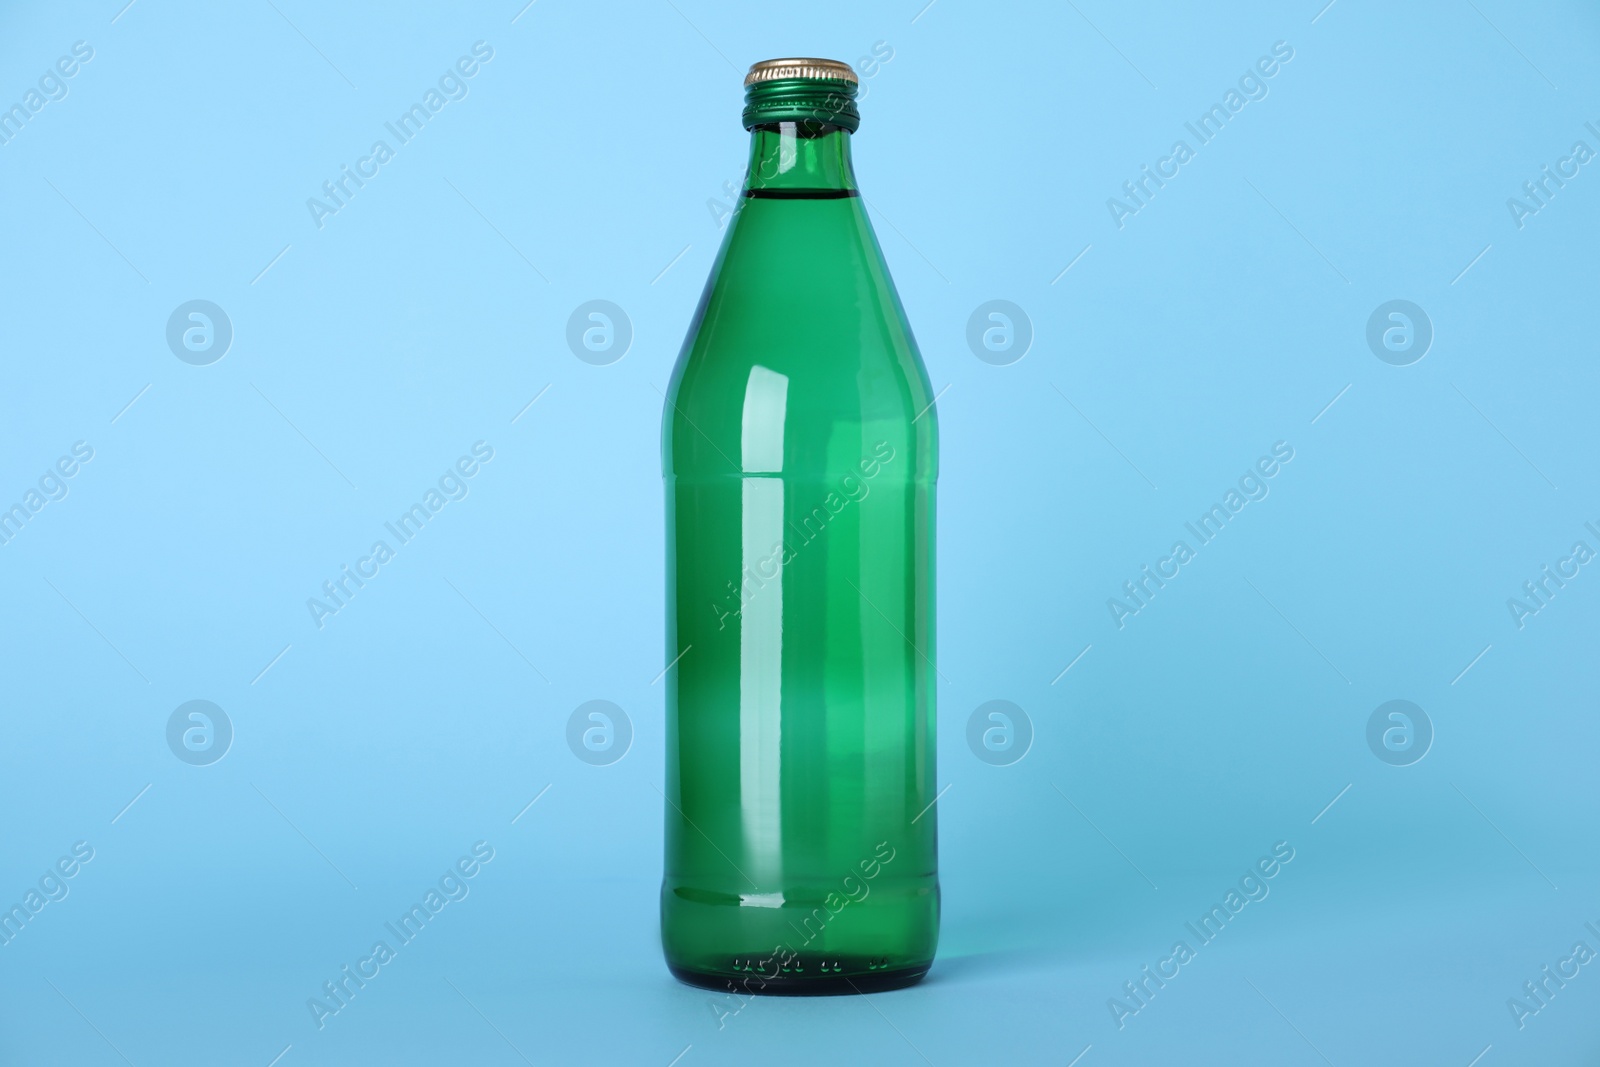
<box><xmin>660</xmin><ymin>90</ymin><xmax>940</xmax><ymax>995</ymax></box>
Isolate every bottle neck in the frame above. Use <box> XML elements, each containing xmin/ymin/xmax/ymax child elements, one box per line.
<box><xmin>743</xmin><ymin>122</ymin><xmax>858</xmax><ymax>198</ymax></box>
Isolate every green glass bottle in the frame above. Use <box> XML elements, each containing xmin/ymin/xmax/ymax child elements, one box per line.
<box><xmin>660</xmin><ymin>58</ymin><xmax>939</xmax><ymax>995</ymax></box>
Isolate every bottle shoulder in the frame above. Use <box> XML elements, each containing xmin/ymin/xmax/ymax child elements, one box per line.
<box><xmin>667</xmin><ymin>197</ymin><xmax>934</xmax><ymax>414</ymax></box>
<box><xmin>662</xmin><ymin>198</ymin><xmax>937</xmax><ymax>480</ymax></box>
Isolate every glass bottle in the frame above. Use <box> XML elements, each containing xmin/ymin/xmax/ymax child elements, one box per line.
<box><xmin>661</xmin><ymin>57</ymin><xmax>939</xmax><ymax>994</ymax></box>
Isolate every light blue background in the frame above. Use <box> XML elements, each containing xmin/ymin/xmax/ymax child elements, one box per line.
<box><xmin>2</xmin><ymin>1</ymin><xmax>1597</xmax><ymax>1064</ymax></box>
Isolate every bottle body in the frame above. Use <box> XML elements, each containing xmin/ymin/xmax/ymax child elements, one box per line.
<box><xmin>661</xmin><ymin>112</ymin><xmax>939</xmax><ymax>993</ymax></box>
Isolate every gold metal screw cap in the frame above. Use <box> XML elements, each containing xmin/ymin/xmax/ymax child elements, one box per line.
<box><xmin>744</xmin><ymin>57</ymin><xmax>858</xmax><ymax>86</ymax></box>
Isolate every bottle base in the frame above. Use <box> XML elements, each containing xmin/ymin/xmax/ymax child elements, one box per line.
<box><xmin>667</xmin><ymin>960</ymin><xmax>930</xmax><ymax>996</ymax></box>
